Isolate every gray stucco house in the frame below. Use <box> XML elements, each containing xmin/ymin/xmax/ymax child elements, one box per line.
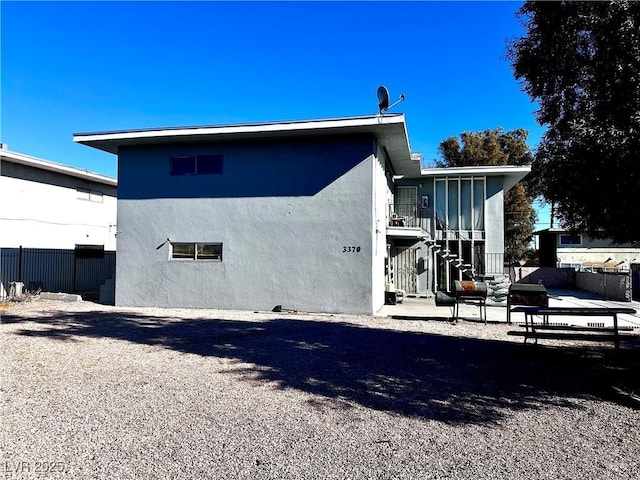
<box><xmin>74</xmin><ymin>114</ymin><xmax>529</xmax><ymax>314</ymax></box>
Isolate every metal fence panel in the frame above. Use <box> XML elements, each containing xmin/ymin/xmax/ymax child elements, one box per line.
<box><xmin>0</xmin><ymin>247</ymin><xmax>116</xmax><ymax>295</ymax></box>
<box><xmin>1</xmin><ymin>249</ymin><xmax>20</xmax><ymax>295</ymax></box>
<box><xmin>75</xmin><ymin>251</ymin><xmax>116</xmax><ymax>291</ymax></box>
<box><xmin>26</xmin><ymin>248</ymin><xmax>74</xmax><ymax>292</ymax></box>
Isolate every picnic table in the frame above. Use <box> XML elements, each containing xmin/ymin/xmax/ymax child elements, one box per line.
<box><xmin>510</xmin><ymin>305</ymin><xmax>637</xmax><ymax>350</ymax></box>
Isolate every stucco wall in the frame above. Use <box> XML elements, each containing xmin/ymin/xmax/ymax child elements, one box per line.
<box><xmin>513</xmin><ymin>266</ymin><xmax>576</xmax><ymax>289</ymax></box>
<box><xmin>514</xmin><ymin>267</ymin><xmax>631</xmax><ymax>301</ymax></box>
<box><xmin>575</xmin><ymin>271</ymin><xmax>631</xmax><ymax>302</ymax></box>
<box><xmin>372</xmin><ymin>145</ymin><xmax>393</xmax><ymax>312</ymax></box>
<box><xmin>116</xmin><ymin>137</ymin><xmax>378</xmax><ymax>314</ymax></box>
<box><xmin>0</xmin><ymin>163</ymin><xmax>117</xmax><ymax>249</ymax></box>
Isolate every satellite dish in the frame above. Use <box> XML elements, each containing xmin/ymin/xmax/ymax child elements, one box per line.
<box><xmin>377</xmin><ymin>85</ymin><xmax>405</xmax><ymax>114</ymax></box>
<box><xmin>377</xmin><ymin>86</ymin><xmax>390</xmax><ymax>113</ymax></box>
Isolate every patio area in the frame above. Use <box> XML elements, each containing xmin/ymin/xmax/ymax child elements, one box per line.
<box><xmin>377</xmin><ymin>288</ymin><xmax>640</xmax><ymax>330</ymax></box>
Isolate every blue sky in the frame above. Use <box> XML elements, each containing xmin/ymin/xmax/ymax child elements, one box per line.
<box><xmin>0</xmin><ymin>1</ymin><xmax>550</xmax><ymax>227</ymax></box>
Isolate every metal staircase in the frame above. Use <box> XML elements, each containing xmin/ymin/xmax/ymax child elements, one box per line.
<box><xmin>424</xmin><ymin>239</ymin><xmax>476</xmax><ymax>278</ymax></box>
<box><xmin>423</xmin><ymin>218</ymin><xmax>478</xmax><ymax>279</ymax></box>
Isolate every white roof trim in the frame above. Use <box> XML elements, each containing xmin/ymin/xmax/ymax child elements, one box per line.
<box><xmin>74</xmin><ymin>114</ymin><xmax>421</xmax><ymax>176</ymax></box>
<box><xmin>74</xmin><ymin>114</ymin><xmax>406</xmax><ymax>144</ymax></box>
<box><xmin>419</xmin><ymin>165</ymin><xmax>531</xmax><ymax>191</ymax></box>
<box><xmin>1</xmin><ymin>149</ymin><xmax>117</xmax><ymax>187</ymax></box>
<box><xmin>420</xmin><ymin>165</ymin><xmax>531</xmax><ymax>176</ymax></box>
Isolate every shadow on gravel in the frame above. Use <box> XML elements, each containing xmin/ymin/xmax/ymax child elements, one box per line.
<box><xmin>4</xmin><ymin>310</ymin><xmax>640</xmax><ymax>424</ymax></box>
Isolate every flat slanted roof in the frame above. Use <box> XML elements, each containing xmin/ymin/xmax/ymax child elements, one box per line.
<box><xmin>1</xmin><ymin>148</ymin><xmax>117</xmax><ymax>187</ymax></box>
<box><xmin>419</xmin><ymin>165</ymin><xmax>531</xmax><ymax>191</ymax></box>
<box><xmin>73</xmin><ymin>114</ymin><xmax>421</xmax><ymax>176</ymax></box>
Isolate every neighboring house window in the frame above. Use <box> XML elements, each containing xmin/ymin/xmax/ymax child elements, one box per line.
<box><xmin>558</xmin><ymin>262</ymin><xmax>581</xmax><ymax>271</ymax></box>
<box><xmin>559</xmin><ymin>234</ymin><xmax>582</xmax><ymax>246</ymax></box>
<box><xmin>77</xmin><ymin>187</ymin><xmax>103</xmax><ymax>203</ymax></box>
<box><xmin>170</xmin><ymin>155</ymin><xmax>224</xmax><ymax>175</ymax></box>
<box><xmin>171</xmin><ymin>242</ymin><xmax>223</xmax><ymax>261</ymax></box>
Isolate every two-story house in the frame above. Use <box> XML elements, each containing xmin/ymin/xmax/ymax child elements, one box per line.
<box><xmin>1</xmin><ymin>145</ymin><xmax>118</xmax><ymax>299</ymax></box>
<box><xmin>74</xmin><ymin>114</ymin><xmax>530</xmax><ymax>314</ymax></box>
<box><xmin>0</xmin><ymin>145</ymin><xmax>117</xmax><ymax>250</ymax></box>
<box><xmin>535</xmin><ymin>227</ymin><xmax>640</xmax><ymax>271</ymax></box>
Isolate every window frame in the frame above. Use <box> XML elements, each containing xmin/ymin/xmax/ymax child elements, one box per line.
<box><xmin>77</xmin><ymin>187</ymin><xmax>104</xmax><ymax>203</ymax></box>
<box><xmin>169</xmin><ymin>156</ymin><xmax>197</xmax><ymax>176</ymax></box>
<box><xmin>170</xmin><ymin>154</ymin><xmax>224</xmax><ymax>176</ymax></box>
<box><xmin>558</xmin><ymin>262</ymin><xmax>582</xmax><ymax>271</ymax></box>
<box><xmin>170</xmin><ymin>242</ymin><xmax>223</xmax><ymax>261</ymax></box>
<box><xmin>559</xmin><ymin>234</ymin><xmax>582</xmax><ymax>246</ymax></box>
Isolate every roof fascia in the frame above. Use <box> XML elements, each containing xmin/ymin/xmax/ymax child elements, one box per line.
<box><xmin>1</xmin><ymin>149</ymin><xmax>117</xmax><ymax>187</ymax></box>
<box><xmin>419</xmin><ymin>165</ymin><xmax>531</xmax><ymax>176</ymax></box>
<box><xmin>416</xmin><ymin>165</ymin><xmax>531</xmax><ymax>192</ymax></box>
<box><xmin>73</xmin><ymin>113</ymin><xmax>420</xmax><ymax>176</ymax></box>
<box><xmin>73</xmin><ymin>115</ymin><xmax>405</xmax><ymax>149</ymax></box>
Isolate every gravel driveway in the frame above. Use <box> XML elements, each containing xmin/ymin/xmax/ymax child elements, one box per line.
<box><xmin>2</xmin><ymin>300</ymin><xmax>639</xmax><ymax>479</ymax></box>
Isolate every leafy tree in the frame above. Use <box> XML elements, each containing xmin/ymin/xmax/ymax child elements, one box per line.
<box><xmin>507</xmin><ymin>0</ymin><xmax>640</xmax><ymax>245</ymax></box>
<box><xmin>437</xmin><ymin>128</ymin><xmax>537</xmax><ymax>263</ymax></box>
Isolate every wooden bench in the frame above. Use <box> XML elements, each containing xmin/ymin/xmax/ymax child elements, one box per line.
<box><xmin>509</xmin><ymin>306</ymin><xmax>637</xmax><ymax>349</ymax></box>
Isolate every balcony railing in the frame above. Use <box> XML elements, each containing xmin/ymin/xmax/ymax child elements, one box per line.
<box><xmin>434</xmin><ymin>217</ymin><xmax>485</xmax><ymax>241</ymax></box>
<box><xmin>388</xmin><ymin>204</ymin><xmax>431</xmax><ymax>232</ymax></box>
<box><xmin>475</xmin><ymin>253</ymin><xmax>505</xmax><ymax>275</ymax></box>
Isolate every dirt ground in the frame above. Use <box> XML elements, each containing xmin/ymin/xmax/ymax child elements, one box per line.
<box><xmin>2</xmin><ymin>299</ymin><xmax>640</xmax><ymax>479</ymax></box>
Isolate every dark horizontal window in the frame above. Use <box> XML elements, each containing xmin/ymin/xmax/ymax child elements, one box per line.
<box><xmin>171</xmin><ymin>242</ymin><xmax>196</xmax><ymax>259</ymax></box>
<box><xmin>170</xmin><ymin>242</ymin><xmax>222</xmax><ymax>261</ymax></box>
<box><xmin>197</xmin><ymin>155</ymin><xmax>224</xmax><ymax>175</ymax></box>
<box><xmin>170</xmin><ymin>155</ymin><xmax>223</xmax><ymax>176</ymax></box>
<box><xmin>170</xmin><ymin>156</ymin><xmax>197</xmax><ymax>175</ymax></box>
<box><xmin>559</xmin><ymin>234</ymin><xmax>582</xmax><ymax>246</ymax></box>
<box><xmin>75</xmin><ymin>244</ymin><xmax>105</xmax><ymax>258</ymax></box>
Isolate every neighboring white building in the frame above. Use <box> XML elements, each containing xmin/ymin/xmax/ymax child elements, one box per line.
<box><xmin>0</xmin><ymin>145</ymin><xmax>117</xmax><ymax>250</ymax></box>
<box><xmin>535</xmin><ymin>227</ymin><xmax>640</xmax><ymax>271</ymax></box>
